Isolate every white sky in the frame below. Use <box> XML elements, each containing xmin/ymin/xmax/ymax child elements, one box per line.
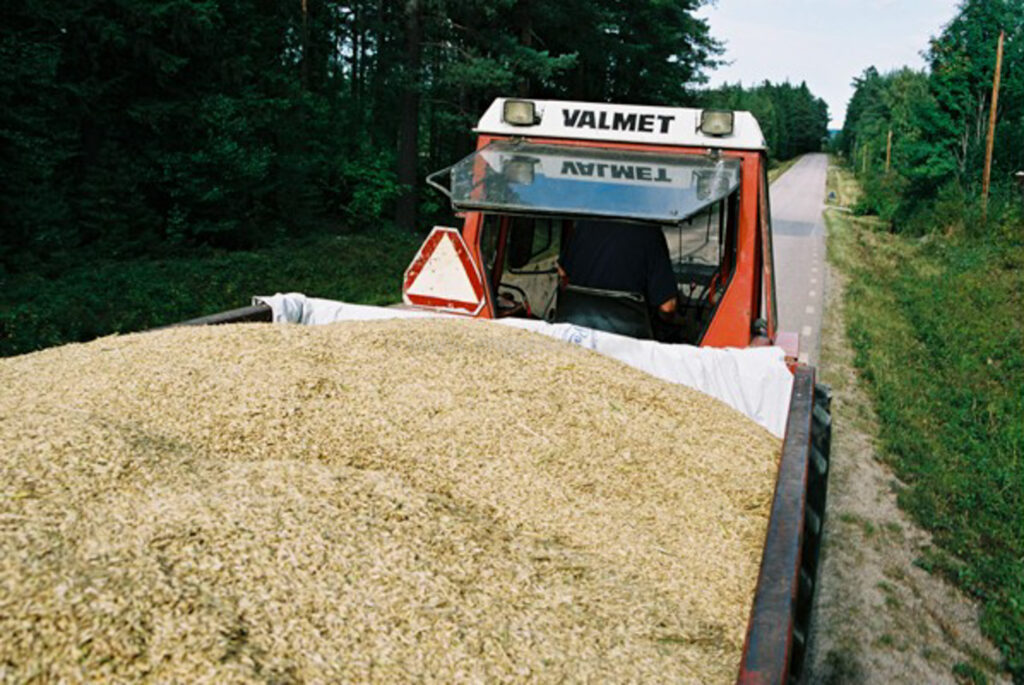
<box><xmin>695</xmin><ymin>0</ymin><xmax>961</xmax><ymax>128</ymax></box>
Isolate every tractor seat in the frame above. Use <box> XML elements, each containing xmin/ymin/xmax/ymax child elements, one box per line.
<box><xmin>553</xmin><ymin>284</ymin><xmax>654</xmax><ymax>339</ymax></box>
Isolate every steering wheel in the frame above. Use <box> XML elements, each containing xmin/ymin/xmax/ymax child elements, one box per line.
<box><xmin>497</xmin><ymin>283</ymin><xmax>532</xmax><ymax>317</ymax></box>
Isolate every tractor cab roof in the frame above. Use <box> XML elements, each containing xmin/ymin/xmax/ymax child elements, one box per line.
<box><xmin>474</xmin><ymin>98</ymin><xmax>767</xmax><ymax>151</ymax></box>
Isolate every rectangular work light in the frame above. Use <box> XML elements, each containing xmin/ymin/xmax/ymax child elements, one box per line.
<box><xmin>502</xmin><ymin>156</ymin><xmax>537</xmax><ymax>185</ymax></box>
<box><xmin>699</xmin><ymin>109</ymin><xmax>735</xmax><ymax>136</ymax></box>
<box><xmin>502</xmin><ymin>99</ymin><xmax>538</xmax><ymax>126</ymax></box>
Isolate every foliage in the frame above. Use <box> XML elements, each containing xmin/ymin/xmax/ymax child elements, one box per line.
<box><xmin>0</xmin><ymin>231</ymin><xmax>422</xmax><ymax>358</ymax></box>
<box><xmin>0</xmin><ymin>0</ymin><xmax>725</xmax><ymax>267</ymax></box>
<box><xmin>0</xmin><ymin>0</ymin><xmax>835</xmax><ymax>357</ymax></box>
<box><xmin>827</xmin><ymin>175</ymin><xmax>1024</xmax><ymax>678</ymax></box>
<box><xmin>700</xmin><ymin>80</ymin><xmax>830</xmax><ymax>161</ymax></box>
<box><xmin>840</xmin><ymin>0</ymin><xmax>1024</xmax><ymax>234</ymax></box>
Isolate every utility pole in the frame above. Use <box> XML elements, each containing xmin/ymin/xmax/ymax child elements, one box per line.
<box><xmin>982</xmin><ymin>29</ymin><xmax>1005</xmax><ymax>218</ymax></box>
<box><xmin>885</xmin><ymin>129</ymin><xmax>892</xmax><ymax>174</ymax></box>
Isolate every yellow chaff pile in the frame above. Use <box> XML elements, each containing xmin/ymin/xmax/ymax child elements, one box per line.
<box><xmin>0</xmin><ymin>318</ymin><xmax>781</xmax><ymax>683</ymax></box>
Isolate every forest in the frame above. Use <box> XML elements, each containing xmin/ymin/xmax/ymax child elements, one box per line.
<box><xmin>702</xmin><ymin>80</ymin><xmax>829</xmax><ymax>162</ymax></box>
<box><xmin>838</xmin><ymin>0</ymin><xmax>1023</xmax><ymax>236</ymax></box>
<box><xmin>0</xmin><ymin>1</ymin><xmax>828</xmax><ymax>277</ymax></box>
<box><xmin>0</xmin><ymin>0</ymin><xmax>829</xmax><ymax>354</ymax></box>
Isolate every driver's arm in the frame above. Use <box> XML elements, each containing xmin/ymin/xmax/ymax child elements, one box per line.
<box><xmin>647</xmin><ymin>229</ymin><xmax>685</xmax><ymax>323</ymax></box>
<box><xmin>657</xmin><ymin>293</ymin><xmax>694</xmax><ymax>327</ymax></box>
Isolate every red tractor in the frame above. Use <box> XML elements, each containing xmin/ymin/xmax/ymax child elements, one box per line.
<box><xmin>405</xmin><ymin>98</ymin><xmax>794</xmax><ymax>356</ymax></box>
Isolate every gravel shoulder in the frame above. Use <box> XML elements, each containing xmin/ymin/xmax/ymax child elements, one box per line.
<box><xmin>805</xmin><ymin>210</ymin><xmax>1008</xmax><ymax>684</ymax></box>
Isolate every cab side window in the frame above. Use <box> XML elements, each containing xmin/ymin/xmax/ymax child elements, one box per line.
<box><xmin>480</xmin><ymin>215</ymin><xmax>562</xmax><ymax>319</ymax></box>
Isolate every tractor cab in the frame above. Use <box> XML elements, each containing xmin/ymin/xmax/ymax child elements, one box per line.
<box><xmin>408</xmin><ymin>98</ymin><xmax>786</xmax><ymax>352</ymax></box>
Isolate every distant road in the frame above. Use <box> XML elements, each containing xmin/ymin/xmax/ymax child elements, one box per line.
<box><xmin>770</xmin><ymin>153</ymin><xmax>828</xmax><ymax>366</ymax></box>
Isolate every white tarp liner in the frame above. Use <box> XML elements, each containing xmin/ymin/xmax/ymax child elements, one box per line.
<box><xmin>255</xmin><ymin>293</ymin><xmax>794</xmax><ymax>437</ymax></box>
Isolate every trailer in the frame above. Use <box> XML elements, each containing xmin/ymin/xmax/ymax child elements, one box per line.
<box><xmin>179</xmin><ymin>98</ymin><xmax>832</xmax><ymax>684</ymax></box>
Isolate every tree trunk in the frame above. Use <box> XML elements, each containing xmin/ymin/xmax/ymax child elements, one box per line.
<box><xmin>395</xmin><ymin>0</ymin><xmax>422</xmax><ymax>232</ymax></box>
<box><xmin>301</xmin><ymin>0</ymin><xmax>310</xmax><ymax>91</ymax></box>
<box><xmin>351</xmin><ymin>2</ymin><xmax>360</xmax><ymax>100</ymax></box>
<box><xmin>516</xmin><ymin>0</ymin><xmax>532</xmax><ymax>97</ymax></box>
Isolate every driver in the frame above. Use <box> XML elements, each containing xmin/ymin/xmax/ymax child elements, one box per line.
<box><xmin>558</xmin><ymin>218</ymin><xmax>685</xmax><ymax>325</ymax></box>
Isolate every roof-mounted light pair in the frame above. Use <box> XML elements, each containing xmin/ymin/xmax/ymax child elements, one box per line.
<box><xmin>504</xmin><ymin>99</ymin><xmax>734</xmax><ymax>137</ymax></box>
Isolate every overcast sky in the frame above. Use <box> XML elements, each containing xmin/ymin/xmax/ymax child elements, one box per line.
<box><xmin>695</xmin><ymin>0</ymin><xmax>962</xmax><ymax>129</ymax></box>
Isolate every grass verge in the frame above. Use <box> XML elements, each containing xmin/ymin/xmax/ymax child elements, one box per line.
<box><xmin>768</xmin><ymin>155</ymin><xmax>802</xmax><ymax>184</ymax></box>
<box><xmin>825</xmin><ymin>165</ymin><xmax>1024</xmax><ymax>679</ymax></box>
<box><xmin>0</xmin><ymin>230</ymin><xmax>423</xmax><ymax>357</ymax></box>
<box><xmin>826</xmin><ymin>160</ymin><xmax>862</xmax><ymax>208</ymax></box>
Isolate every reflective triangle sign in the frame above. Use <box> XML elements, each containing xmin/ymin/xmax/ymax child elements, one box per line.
<box><xmin>403</xmin><ymin>227</ymin><xmax>486</xmax><ymax>315</ymax></box>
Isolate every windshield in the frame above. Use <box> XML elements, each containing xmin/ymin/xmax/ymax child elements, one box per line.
<box><xmin>477</xmin><ymin>184</ymin><xmax>738</xmax><ymax>339</ymax></box>
<box><xmin>447</xmin><ymin>141</ymin><xmax>741</xmax><ymax>223</ymax></box>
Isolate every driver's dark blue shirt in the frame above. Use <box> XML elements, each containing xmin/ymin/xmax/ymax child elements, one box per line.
<box><xmin>561</xmin><ymin>219</ymin><xmax>677</xmax><ymax>307</ymax></box>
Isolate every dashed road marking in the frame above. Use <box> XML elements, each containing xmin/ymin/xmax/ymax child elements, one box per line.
<box><xmin>811</xmin><ymin>267</ymin><xmax>819</xmax><ymax>274</ymax></box>
<box><xmin>809</xmin><ymin>290</ymin><xmax>816</xmax><ymax>297</ymax></box>
<box><xmin>810</xmin><ymin>277</ymin><xmax>818</xmax><ymax>284</ymax></box>
<box><xmin>798</xmin><ymin>352</ymin><xmax>810</xmax><ymax>365</ymax></box>
<box><xmin>802</xmin><ymin>325</ymin><xmax>812</xmax><ymax>337</ymax></box>
<box><xmin>806</xmin><ymin>305</ymin><xmax>815</xmax><ymax>314</ymax></box>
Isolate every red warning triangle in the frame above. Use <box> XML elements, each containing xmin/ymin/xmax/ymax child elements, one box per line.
<box><xmin>403</xmin><ymin>227</ymin><xmax>486</xmax><ymax>315</ymax></box>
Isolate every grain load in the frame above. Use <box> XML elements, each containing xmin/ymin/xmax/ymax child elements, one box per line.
<box><xmin>0</xmin><ymin>319</ymin><xmax>781</xmax><ymax>683</ymax></box>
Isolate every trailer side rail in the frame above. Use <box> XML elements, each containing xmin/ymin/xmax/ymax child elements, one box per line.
<box><xmin>166</xmin><ymin>303</ymin><xmax>273</xmax><ymax>328</ymax></box>
<box><xmin>737</xmin><ymin>366</ymin><xmax>831</xmax><ymax>684</ymax></box>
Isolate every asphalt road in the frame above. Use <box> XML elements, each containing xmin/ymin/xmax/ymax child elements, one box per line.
<box><xmin>770</xmin><ymin>153</ymin><xmax>829</xmax><ymax>366</ymax></box>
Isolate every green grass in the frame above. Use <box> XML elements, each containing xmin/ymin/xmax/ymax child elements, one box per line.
<box><xmin>825</xmin><ymin>169</ymin><xmax>1024</xmax><ymax>679</ymax></box>
<box><xmin>954</xmin><ymin>660</ymin><xmax>993</xmax><ymax>685</ymax></box>
<box><xmin>826</xmin><ymin>158</ymin><xmax>863</xmax><ymax>208</ymax></box>
<box><xmin>0</xmin><ymin>230</ymin><xmax>423</xmax><ymax>358</ymax></box>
